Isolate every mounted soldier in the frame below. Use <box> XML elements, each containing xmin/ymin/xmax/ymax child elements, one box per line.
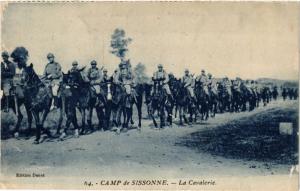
<box><xmin>1</xmin><ymin>51</ymin><xmax>16</xmax><ymax>112</ymax></box>
<box><xmin>43</xmin><ymin>53</ymin><xmax>63</xmax><ymax>110</ymax></box>
<box><xmin>117</xmin><ymin>60</ymin><xmax>137</xmax><ymax>103</ymax></box>
<box><xmin>182</xmin><ymin>69</ymin><xmax>196</xmax><ymax>102</ymax></box>
<box><xmin>207</xmin><ymin>73</ymin><xmax>218</xmax><ymax>96</ymax></box>
<box><xmin>232</xmin><ymin>77</ymin><xmax>242</xmax><ymax>93</ymax></box>
<box><xmin>222</xmin><ymin>76</ymin><xmax>232</xmax><ymax>96</ymax></box>
<box><xmin>102</xmin><ymin>68</ymin><xmax>110</xmax><ymax>82</ymax></box>
<box><xmin>152</xmin><ymin>64</ymin><xmax>173</xmax><ymax>101</ymax></box>
<box><xmin>87</xmin><ymin>60</ymin><xmax>103</xmax><ymax>94</ymax></box>
<box><xmin>69</xmin><ymin>61</ymin><xmax>79</xmax><ymax>73</ymax></box>
<box><xmin>196</xmin><ymin>69</ymin><xmax>209</xmax><ymax>96</ymax></box>
<box><xmin>250</xmin><ymin>80</ymin><xmax>257</xmax><ymax>97</ymax></box>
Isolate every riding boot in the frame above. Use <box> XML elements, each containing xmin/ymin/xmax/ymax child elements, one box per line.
<box><xmin>54</xmin><ymin>96</ymin><xmax>58</xmax><ymax>108</ymax></box>
<box><xmin>168</xmin><ymin>94</ymin><xmax>174</xmax><ymax>103</ymax></box>
<box><xmin>95</xmin><ymin>95</ymin><xmax>100</xmax><ymax>107</ymax></box>
<box><xmin>133</xmin><ymin>95</ymin><xmax>138</xmax><ymax>104</ymax></box>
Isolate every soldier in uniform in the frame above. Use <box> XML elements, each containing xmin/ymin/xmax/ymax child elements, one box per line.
<box><xmin>1</xmin><ymin>51</ymin><xmax>16</xmax><ymax>112</ymax></box>
<box><xmin>102</xmin><ymin>68</ymin><xmax>110</xmax><ymax>82</ymax></box>
<box><xmin>250</xmin><ymin>80</ymin><xmax>257</xmax><ymax>97</ymax></box>
<box><xmin>152</xmin><ymin>64</ymin><xmax>173</xmax><ymax>101</ymax></box>
<box><xmin>232</xmin><ymin>77</ymin><xmax>242</xmax><ymax>92</ymax></box>
<box><xmin>116</xmin><ymin>61</ymin><xmax>137</xmax><ymax>103</ymax></box>
<box><xmin>182</xmin><ymin>69</ymin><xmax>196</xmax><ymax>102</ymax></box>
<box><xmin>69</xmin><ymin>61</ymin><xmax>79</xmax><ymax>73</ymax></box>
<box><xmin>245</xmin><ymin>80</ymin><xmax>252</xmax><ymax>93</ymax></box>
<box><xmin>222</xmin><ymin>76</ymin><xmax>232</xmax><ymax>96</ymax></box>
<box><xmin>207</xmin><ymin>73</ymin><xmax>218</xmax><ymax>96</ymax></box>
<box><xmin>43</xmin><ymin>53</ymin><xmax>63</xmax><ymax>110</ymax></box>
<box><xmin>196</xmin><ymin>70</ymin><xmax>209</xmax><ymax>95</ymax></box>
<box><xmin>87</xmin><ymin>60</ymin><xmax>103</xmax><ymax>95</ymax></box>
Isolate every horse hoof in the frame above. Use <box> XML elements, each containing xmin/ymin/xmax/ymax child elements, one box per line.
<box><xmin>74</xmin><ymin>129</ymin><xmax>79</xmax><ymax>138</ymax></box>
<box><xmin>116</xmin><ymin>129</ymin><xmax>121</xmax><ymax>135</ymax></box>
<box><xmin>33</xmin><ymin>140</ymin><xmax>39</xmax><ymax>144</ymax></box>
<box><xmin>14</xmin><ymin>132</ymin><xmax>19</xmax><ymax>138</ymax></box>
<box><xmin>59</xmin><ymin>132</ymin><xmax>66</xmax><ymax>140</ymax></box>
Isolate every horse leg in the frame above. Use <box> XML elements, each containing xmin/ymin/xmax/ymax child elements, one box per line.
<box><xmin>41</xmin><ymin>108</ymin><xmax>52</xmax><ymax>138</ymax></box>
<box><xmin>70</xmin><ymin>107</ymin><xmax>80</xmax><ymax>137</ymax></box>
<box><xmin>159</xmin><ymin>107</ymin><xmax>164</xmax><ymax>128</ymax></box>
<box><xmin>111</xmin><ymin>109</ymin><xmax>118</xmax><ymax>129</ymax></box>
<box><xmin>32</xmin><ymin>111</ymin><xmax>41</xmax><ymax>144</ymax></box>
<box><xmin>167</xmin><ymin>106</ymin><xmax>172</xmax><ymax>127</ymax></box>
<box><xmin>80</xmin><ymin>108</ymin><xmax>86</xmax><ymax>135</ymax></box>
<box><xmin>96</xmin><ymin>107</ymin><xmax>104</xmax><ymax>130</ymax></box>
<box><xmin>55</xmin><ymin>107</ymin><xmax>63</xmax><ymax>136</ymax></box>
<box><xmin>150</xmin><ymin>104</ymin><xmax>158</xmax><ymax>128</ymax></box>
<box><xmin>136</xmin><ymin>102</ymin><xmax>142</xmax><ymax>129</ymax></box>
<box><xmin>87</xmin><ymin>107</ymin><xmax>94</xmax><ymax>131</ymax></box>
<box><xmin>13</xmin><ymin>104</ymin><xmax>24</xmax><ymax>138</ymax></box>
<box><xmin>126</xmin><ymin>107</ymin><xmax>132</xmax><ymax>129</ymax></box>
<box><xmin>178</xmin><ymin>106</ymin><xmax>182</xmax><ymax>126</ymax></box>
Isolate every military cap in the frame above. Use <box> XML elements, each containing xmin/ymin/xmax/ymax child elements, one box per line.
<box><xmin>47</xmin><ymin>53</ymin><xmax>54</xmax><ymax>58</ymax></box>
<box><xmin>103</xmin><ymin>68</ymin><xmax>108</xmax><ymax>72</ymax></box>
<box><xmin>2</xmin><ymin>51</ymin><xmax>9</xmax><ymax>57</ymax></box>
<box><xmin>208</xmin><ymin>73</ymin><xmax>212</xmax><ymax>77</ymax></box>
<box><xmin>185</xmin><ymin>69</ymin><xmax>189</xmax><ymax>73</ymax></box>
<box><xmin>201</xmin><ymin>69</ymin><xmax>205</xmax><ymax>73</ymax></box>
<box><xmin>158</xmin><ymin>64</ymin><xmax>163</xmax><ymax>68</ymax></box>
<box><xmin>72</xmin><ymin>61</ymin><xmax>78</xmax><ymax>66</ymax></box>
<box><xmin>90</xmin><ymin>60</ymin><xmax>97</xmax><ymax>65</ymax></box>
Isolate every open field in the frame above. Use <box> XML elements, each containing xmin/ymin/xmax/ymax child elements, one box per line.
<box><xmin>1</xmin><ymin>100</ymin><xmax>298</xmax><ymax>182</ymax></box>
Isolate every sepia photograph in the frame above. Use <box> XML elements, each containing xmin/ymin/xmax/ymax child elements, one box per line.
<box><xmin>0</xmin><ymin>2</ymin><xmax>299</xmax><ymax>190</ymax></box>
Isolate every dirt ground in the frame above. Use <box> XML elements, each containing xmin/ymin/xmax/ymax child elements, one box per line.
<box><xmin>0</xmin><ymin>100</ymin><xmax>298</xmax><ymax>181</ymax></box>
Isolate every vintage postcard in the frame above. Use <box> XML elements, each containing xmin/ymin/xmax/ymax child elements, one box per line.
<box><xmin>0</xmin><ymin>1</ymin><xmax>299</xmax><ymax>190</ymax></box>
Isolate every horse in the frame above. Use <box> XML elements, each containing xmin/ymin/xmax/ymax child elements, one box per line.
<box><xmin>149</xmin><ymin>78</ymin><xmax>172</xmax><ymax>128</ymax></box>
<box><xmin>172</xmin><ymin>79</ymin><xmax>196</xmax><ymax>125</ymax></box>
<box><xmin>260</xmin><ymin>86</ymin><xmax>270</xmax><ymax>106</ymax></box>
<box><xmin>282</xmin><ymin>88</ymin><xmax>287</xmax><ymax>100</ymax></box>
<box><xmin>21</xmin><ymin>64</ymin><xmax>53</xmax><ymax>144</ymax></box>
<box><xmin>131</xmin><ymin>83</ymin><xmax>144</xmax><ymax>129</ymax></box>
<box><xmin>272</xmin><ymin>86</ymin><xmax>278</xmax><ymax>100</ymax></box>
<box><xmin>217</xmin><ymin>83</ymin><xmax>232</xmax><ymax>113</ymax></box>
<box><xmin>100</xmin><ymin>77</ymin><xmax>124</xmax><ymax>132</ymax></box>
<box><xmin>1</xmin><ymin>82</ymin><xmax>33</xmax><ymax>139</ymax></box>
<box><xmin>143</xmin><ymin>83</ymin><xmax>152</xmax><ymax>117</ymax></box>
<box><xmin>59</xmin><ymin>68</ymin><xmax>95</xmax><ymax>139</ymax></box>
<box><xmin>120</xmin><ymin>80</ymin><xmax>136</xmax><ymax>130</ymax></box>
<box><xmin>207</xmin><ymin>85</ymin><xmax>218</xmax><ymax>117</ymax></box>
<box><xmin>194</xmin><ymin>81</ymin><xmax>209</xmax><ymax>120</ymax></box>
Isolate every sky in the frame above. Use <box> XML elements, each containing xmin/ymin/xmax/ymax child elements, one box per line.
<box><xmin>1</xmin><ymin>2</ymin><xmax>299</xmax><ymax>80</ymax></box>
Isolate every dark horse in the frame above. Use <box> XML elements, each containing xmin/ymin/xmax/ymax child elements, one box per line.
<box><xmin>149</xmin><ymin>78</ymin><xmax>172</xmax><ymax>128</ymax></box>
<box><xmin>59</xmin><ymin>68</ymin><xmax>96</xmax><ymax>139</ymax></box>
<box><xmin>194</xmin><ymin>81</ymin><xmax>209</xmax><ymax>120</ymax></box>
<box><xmin>172</xmin><ymin>79</ymin><xmax>196</xmax><ymax>125</ymax></box>
<box><xmin>1</xmin><ymin>79</ymin><xmax>33</xmax><ymax>139</ymax></box>
<box><xmin>131</xmin><ymin>83</ymin><xmax>144</xmax><ymax>129</ymax></box>
<box><xmin>20</xmin><ymin>64</ymin><xmax>53</xmax><ymax>144</ymax></box>
<box><xmin>102</xmin><ymin>78</ymin><xmax>124</xmax><ymax>132</ymax></box>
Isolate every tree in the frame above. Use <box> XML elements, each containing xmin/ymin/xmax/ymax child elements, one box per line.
<box><xmin>134</xmin><ymin>62</ymin><xmax>149</xmax><ymax>84</ymax></box>
<box><xmin>110</xmin><ymin>28</ymin><xmax>132</xmax><ymax>62</ymax></box>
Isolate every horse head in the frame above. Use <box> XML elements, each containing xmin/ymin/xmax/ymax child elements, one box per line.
<box><xmin>23</xmin><ymin>64</ymin><xmax>42</xmax><ymax>87</ymax></box>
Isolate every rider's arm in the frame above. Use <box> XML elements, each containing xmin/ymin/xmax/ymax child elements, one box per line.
<box><xmin>55</xmin><ymin>63</ymin><xmax>63</xmax><ymax>79</ymax></box>
<box><xmin>2</xmin><ymin>63</ymin><xmax>15</xmax><ymax>78</ymax></box>
<box><xmin>163</xmin><ymin>72</ymin><xmax>169</xmax><ymax>84</ymax></box>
